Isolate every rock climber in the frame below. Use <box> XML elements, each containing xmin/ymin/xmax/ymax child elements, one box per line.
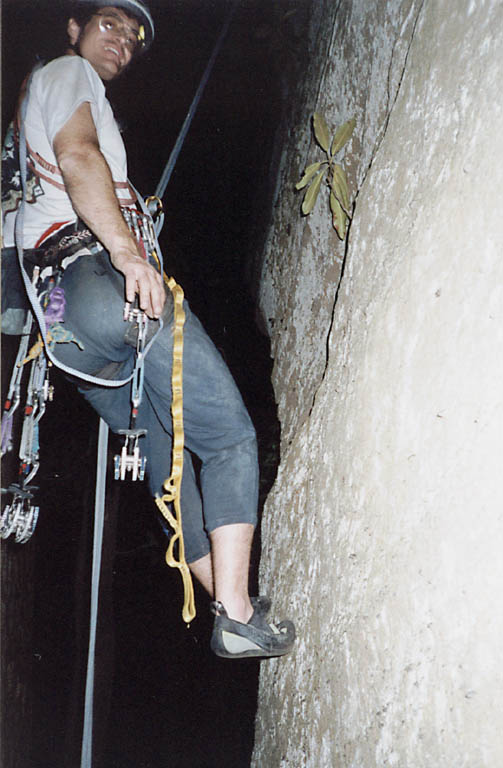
<box><xmin>1</xmin><ymin>0</ymin><xmax>295</xmax><ymax>658</ymax></box>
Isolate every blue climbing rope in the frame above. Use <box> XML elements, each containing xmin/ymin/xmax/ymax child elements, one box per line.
<box><xmin>154</xmin><ymin>0</ymin><xmax>239</xmax><ymax>201</ymax></box>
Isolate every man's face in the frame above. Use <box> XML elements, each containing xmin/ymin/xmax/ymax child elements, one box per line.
<box><xmin>67</xmin><ymin>6</ymin><xmax>141</xmax><ymax>81</ymax></box>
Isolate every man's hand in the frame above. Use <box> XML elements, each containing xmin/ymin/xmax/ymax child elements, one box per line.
<box><xmin>54</xmin><ymin>102</ymin><xmax>166</xmax><ymax>319</ymax></box>
<box><xmin>110</xmin><ymin>241</ymin><xmax>165</xmax><ymax>319</ymax></box>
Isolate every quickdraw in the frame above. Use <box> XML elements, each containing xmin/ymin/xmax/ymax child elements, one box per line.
<box><xmin>0</xmin><ymin>266</ymin><xmax>53</xmax><ymax>543</ymax></box>
<box><xmin>0</xmin><ymin>484</ymin><xmax>39</xmax><ymax>544</ymax></box>
<box><xmin>113</xmin><ymin>206</ymin><xmax>154</xmax><ymax>483</ymax></box>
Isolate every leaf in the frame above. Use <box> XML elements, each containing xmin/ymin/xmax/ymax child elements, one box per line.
<box><xmin>331</xmin><ymin>163</ymin><xmax>350</xmax><ymax>210</ymax></box>
<box><xmin>330</xmin><ymin>190</ymin><xmax>347</xmax><ymax>239</ymax></box>
<box><xmin>313</xmin><ymin>112</ymin><xmax>331</xmax><ymax>153</ymax></box>
<box><xmin>301</xmin><ymin>168</ymin><xmax>326</xmax><ymax>215</ymax></box>
<box><xmin>295</xmin><ymin>161</ymin><xmax>324</xmax><ymax>190</ymax></box>
<box><xmin>330</xmin><ymin>117</ymin><xmax>356</xmax><ymax>156</ymax></box>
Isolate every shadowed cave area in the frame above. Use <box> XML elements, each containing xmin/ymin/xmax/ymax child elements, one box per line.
<box><xmin>1</xmin><ymin>0</ymin><xmax>306</xmax><ymax>765</ymax></box>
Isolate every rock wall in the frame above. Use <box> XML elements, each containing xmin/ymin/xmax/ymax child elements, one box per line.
<box><xmin>253</xmin><ymin>0</ymin><xmax>503</xmax><ymax>765</ymax></box>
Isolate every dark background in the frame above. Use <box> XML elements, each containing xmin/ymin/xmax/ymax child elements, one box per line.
<box><xmin>2</xmin><ymin>1</ymin><xmax>306</xmax><ymax>766</ymax></box>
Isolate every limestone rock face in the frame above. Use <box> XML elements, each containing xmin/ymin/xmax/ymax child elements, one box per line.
<box><xmin>253</xmin><ymin>1</ymin><xmax>503</xmax><ymax>766</ymax></box>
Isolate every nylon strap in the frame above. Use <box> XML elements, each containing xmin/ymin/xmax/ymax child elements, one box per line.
<box><xmin>128</xmin><ymin>188</ymin><xmax>195</xmax><ymax>622</ymax></box>
<box><xmin>155</xmin><ymin>277</ymin><xmax>195</xmax><ymax>624</ymax></box>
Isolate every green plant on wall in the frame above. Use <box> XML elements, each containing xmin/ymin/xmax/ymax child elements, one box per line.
<box><xmin>296</xmin><ymin>113</ymin><xmax>356</xmax><ymax>240</ymax></box>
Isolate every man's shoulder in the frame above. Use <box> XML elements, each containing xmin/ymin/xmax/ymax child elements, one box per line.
<box><xmin>37</xmin><ymin>56</ymin><xmax>103</xmax><ymax>91</ymax></box>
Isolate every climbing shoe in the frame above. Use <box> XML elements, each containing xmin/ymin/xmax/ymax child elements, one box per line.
<box><xmin>210</xmin><ymin>597</ymin><xmax>295</xmax><ymax>659</ymax></box>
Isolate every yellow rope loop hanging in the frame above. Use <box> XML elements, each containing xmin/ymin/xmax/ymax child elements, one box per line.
<box><xmin>155</xmin><ymin>274</ymin><xmax>196</xmax><ymax>625</ymax></box>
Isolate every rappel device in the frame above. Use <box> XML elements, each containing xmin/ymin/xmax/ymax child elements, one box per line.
<box><xmin>113</xmin><ymin>208</ymin><xmax>158</xmax><ymax>483</ymax></box>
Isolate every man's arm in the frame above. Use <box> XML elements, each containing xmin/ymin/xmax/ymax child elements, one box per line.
<box><xmin>53</xmin><ymin>102</ymin><xmax>165</xmax><ymax>319</ymax></box>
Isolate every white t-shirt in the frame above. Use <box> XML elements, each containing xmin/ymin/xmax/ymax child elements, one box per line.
<box><xmin>3</xmin><ymin>55</ymin><xmax>136</xmax><ymax>248</ymax></box>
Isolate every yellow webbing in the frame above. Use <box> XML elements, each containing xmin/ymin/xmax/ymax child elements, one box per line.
<box><xmin>154</xmin><ymin>275</ymin><xmax>196</xmax><ymax>624</ymax></box>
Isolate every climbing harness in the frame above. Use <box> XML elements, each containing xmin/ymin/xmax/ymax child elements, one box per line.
<box><xmin>0</xmin><ymin>205</ymin><xmax>159</xmax><ymax>540</ymax></box>
<box><xmin>1</xmin><ymin>267</ymin><xmax>48</xmax><ymax>543</ymax></box>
